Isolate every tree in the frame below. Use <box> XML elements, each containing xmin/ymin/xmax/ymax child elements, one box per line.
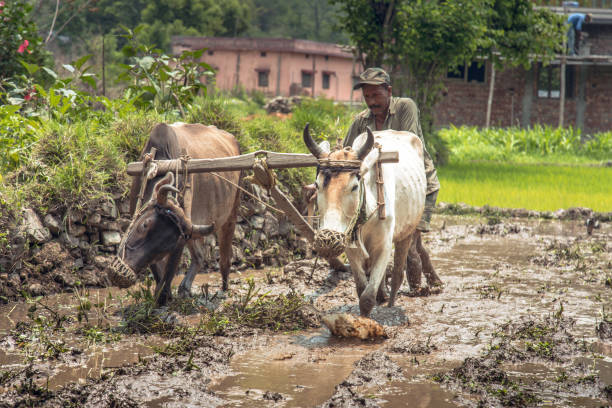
<box><xmin>330</xmin><ymin>0</ymin><xmax>398</xmax><ymax>67</ymax></box>
<box><xmin>331</xmin><ymin>0</ymin><xmax>564</xmax><ymax>162</ymax></box>
<box><xmin>394</xmin><ymin>0</ymin><xmax>489</xmax><ymax>145</ymax></box>
<box><xmin>249</xmin><ymin>0</ymin><xmax>347</xmax><ymax>43</ymax></box>
<box><xmin>483</xmin><ymin>0</ymin><xmax>564</xmax><ymax>127</ymax></box>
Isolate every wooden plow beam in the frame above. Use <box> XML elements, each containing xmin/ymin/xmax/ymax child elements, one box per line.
<box><xmin>126</xmin><ymin>150</ymin><xmax>399</xmax><ymax>175</ymax></box>
<box><xmin>126</xmin><ymin>149</ymin><xmax>399</xmax><ymax>272</ymax></box>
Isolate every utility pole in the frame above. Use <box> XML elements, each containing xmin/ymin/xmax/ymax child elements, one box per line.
<box><xmin>102</xmin><ymin>34</ymin><xmax>106</xmax><ymax>97</ymax></box>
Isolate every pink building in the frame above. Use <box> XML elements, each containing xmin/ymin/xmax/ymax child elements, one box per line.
<box><xmin>172</xmin><ymin>37</ymin><xmax>362</xmax><ymax>102</ymax></box>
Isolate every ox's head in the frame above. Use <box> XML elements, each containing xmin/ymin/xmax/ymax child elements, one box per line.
<box><xmin>303</xmin><ymin>124</ymin><xmax>374</xmax><ymax>257</ymax></box>
<box><xmin>108</xmin><ymin>172</ymin><xmax>214</xmax><ymax>288</ymax></box>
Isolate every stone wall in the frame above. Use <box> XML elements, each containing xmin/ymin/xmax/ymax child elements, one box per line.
<box><xmin>0</xmin><ymin>181</ymin><xmax>309</xmax><ymax>300</ymax></box>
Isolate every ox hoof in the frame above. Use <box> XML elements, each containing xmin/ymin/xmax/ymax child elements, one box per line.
<box><xmin>377</xmin><ymin>286</ymin><xmax>389</xmax><ymax>305</ymax></box>
<box><xmin>177</xmin><ymin>286</ymin><xmax>192</xmax><ymax>298</ymax></box>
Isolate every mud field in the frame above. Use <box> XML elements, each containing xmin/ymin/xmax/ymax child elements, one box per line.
<box><xmin>0</xmin><ymin>214</ymin><xmax>610</xmax><ymax>408</ymax></box>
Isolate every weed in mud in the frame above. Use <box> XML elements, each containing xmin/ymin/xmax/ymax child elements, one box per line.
<box><xmin>118</xmin><ymin>277</ymin><xmax>174</xmax><ymax>334</ymax></box>
<box><xmin>547</xmin><ymin>240</ymin><xmax>583</xmax><ymax>261</ymax></box>
<box><xmin>590</xmin><ymin>241</ymin><xmax>607</xmax><ymax>254</ymax></box>
<box><xmin>477</xmin><ymin>284</ymin><xmax>504</xmax><ymax>300</ymax></box>
<box><xmin>222</xmin><ymin>277</ymin><xmax>316</xmax><ymax>331</ymax></box>
<box><xmin>525</xmin><ymin>341</ymin><xmax>554</xmax><ymax>358</ymax></box>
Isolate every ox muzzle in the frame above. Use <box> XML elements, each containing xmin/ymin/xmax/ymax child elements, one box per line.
<box><xmin>108</xmin><ymin>256</ymin><xmax>138</xmax><ymax>289</ymax></box>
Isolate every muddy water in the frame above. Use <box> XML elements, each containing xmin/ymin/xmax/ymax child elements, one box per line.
<box><xmin>1</xmin><ymin>215</ymin><xmax>610</xmax><ymax>407</ymax></box>
<box><xmin>210</xmin><ymin>216</ymin><xmax>611</xmax><ymax>407</ymax></box>
<box><xmin>211</xmin><ymin>333</ymin><xmax>381</xmax><ymax>407</ymax></box>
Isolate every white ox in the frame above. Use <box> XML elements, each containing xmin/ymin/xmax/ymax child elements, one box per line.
<box><xmin>304</xmin><ymin>125</ymin><xmax>426</xmax><ymax>317</ymax></box>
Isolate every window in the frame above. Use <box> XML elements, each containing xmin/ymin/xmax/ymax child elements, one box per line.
<box><xmin>447</xmin><ymin>64</ymin><xmax>465</xmax><ymax>80</ymax></box>
<box><xmin>322</xmin><ymin>72</ymin><xmax>331</xmax><ymax>90</ymax></box>
<box><xmin>207</xmin><ymin>50</ymin><xmax>214</xmax><ymax>56</ymax></box>
<box><xmin>447</xmin><ymin>61</ymin><xmax>485</xmax><ymax>83</ymax></box>
<box><xmin>537</xmin><ymin>64</ymin><xmax>575</xmax><ymax>99</ymax></box>
<box><xmin>260</xmin><ymin>51</ymin><xmax>267</xmax><ymax>57</ymax></box>
<box><xmin>305</xmin><ymin>54</ymin><xmax>310</xmax><ymax>59</ymax></box>
<box><xmin>324</xmin><ymin>55</ymin><xmax>329</xmax><ymax>61</ymax></box>
<box><xmin>302</xmin><ymin>71</ymin><xmax>312</xmax><ymax>88</ymax></box>
<box><xmin>258</xmin><ymin>70</ymin><xmax>269</xmax><ymax>87</ymax></box>
<box><xmin>467</xmin><ymin>62</ymin><xmax>485</xmax><ymax>82</ymax></box>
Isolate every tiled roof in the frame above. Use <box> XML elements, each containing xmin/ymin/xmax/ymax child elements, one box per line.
<box><xmin>172</xmin><ymin>37</ymin><xmax>355</xmax><ymax>59</ymax></box>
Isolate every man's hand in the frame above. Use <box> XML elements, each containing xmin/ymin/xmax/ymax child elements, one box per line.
<box><xmin>302</xmin><ymin>183</ymin><xmax>317</xmax><ymax>204</ymax></box>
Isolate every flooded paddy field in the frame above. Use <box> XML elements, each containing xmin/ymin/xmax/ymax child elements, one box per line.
<box><xmin>0</xmin><ymin>214</ymin><xmax>610</xmax><ymax>407</ymax></box>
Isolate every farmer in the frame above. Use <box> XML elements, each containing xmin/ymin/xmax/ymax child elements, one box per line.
<box><xmin>567</xmin><ymin>13</ymin><xmax>592</xmax><ymax>56</ymax></box>
<box><xmin>344</xmin><ymin>67</ymin><xmax>442</xmax><ymax>291</ymax></box>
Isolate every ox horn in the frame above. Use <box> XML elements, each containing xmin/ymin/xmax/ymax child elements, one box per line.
<box><xmin>154</xmin><ymin>172</ymin><xmax>179</xmax><ymax>205</ymax></box>
<box><xmin>191</xmin><ymin>223</ymin><xmax>215</xmax><ymax>238</ymax></box>
<box><xmin>357</xmin><ymin>127</ymin><xmax>375</xmax><ymax>161</ymax></box>
<box><xmin>303</xmin><ymin>123</ymin><xmax>325</xmax><ymax>159</ymax></box>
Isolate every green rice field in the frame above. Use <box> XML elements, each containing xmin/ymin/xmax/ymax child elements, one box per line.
<box><xmin>437</xmin><ymin>162</ymin><xmax>612</xmax><ymax>212</ymax></box>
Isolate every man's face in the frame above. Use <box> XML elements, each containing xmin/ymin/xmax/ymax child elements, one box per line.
<box><xmin>362</xmin><ymin>84</ymin><xmax>391</xmax><ymax>117</ymax></box>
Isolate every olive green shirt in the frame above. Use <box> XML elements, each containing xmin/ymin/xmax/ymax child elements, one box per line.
<box><xmin>344</xmin><ymin>97</ymin><xmax>440</xmax><ymax>194</ymax></box>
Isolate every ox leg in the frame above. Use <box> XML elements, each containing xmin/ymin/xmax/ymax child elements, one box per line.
<box><xmin>416</xmin><ymin>233</ymin><xmax>443</xmax><ymax>287</ymax></box>
<box><xmin>178</xmin><ymin>240</ymin><xmax>205</xmax><ymax>297</ymax></box>
<box><xmin>406</xmin><ymin>234</ymin><xmax>423</xmax><ymax>291</ymax></box>
<box><xmin>389</xmin><ymin>238</ymin><xmax>411</xmax><ymax>307</ymax></box>
<box><xmin>345</xmin><ymin>247</ymin><xmax>368</xmax><ymax>298</ymax></box>
<box><xmin>359</xmin><ymin>246</ymin><xmax>392</xmax><ymax>317</ymax></box>
<box><xmin>218</xmin><ymin>221</ymin><xmax>236</xmax><ymax>292</ymax></box>
<box><xmin>150</xmin><ymin>262</ymin><xmax>164</xmax><ymax>285</ymax></box>
<box><xmin>155</xmin><ymin>245</ymin><xmax>184</xmax><ymax>306</ymax></box>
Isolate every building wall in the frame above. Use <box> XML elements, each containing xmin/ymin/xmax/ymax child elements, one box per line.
<box><xmin>586</xmin><ymin>25</ymin><xmax>612</xmax><ymax>55</ymax></box>
<box><xmin>436</xmin><ymin>62</ymin><xmax>612</xmax><ymax>133</ymax></box>
<box><xmin>174</xmin><ymin>38</ymin><xmax>359</xmax><ymax>102</ymax></box>
<box><xmin>584</xmin><ymin>65</ymin><xmax>612</xmax><ymax>131</ymax></box>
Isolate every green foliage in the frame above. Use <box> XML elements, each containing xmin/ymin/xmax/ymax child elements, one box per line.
<box><xmin>486</xmin><ymin>0</ymin><xmax>565</xmax><ymax>69</ymax></box>
<box><xmin>439</xmin><ymin>125</ymin><xmax>612</xmax><ymax>163</ymax></box>
<box><xmin>0</xmin><ymin>0</ymin><xmax>48</xmax><ymax>80</ymax></box>
<box><xmin>250</xmin><ymin>0</ymin><xmax>346</xmax><ymax>43</ymax></box>
<box><xmin>0</xmin><ymin>104</ymin><xmax>41</xmax><ymax>175</ymax></box>
<box><xmin>118</xmin><ymin>27</ymin><xmax>213</xmax><ymax>117</ymax></box>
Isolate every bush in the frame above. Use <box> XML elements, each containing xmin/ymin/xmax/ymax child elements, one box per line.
<box><xmin>0</xmin><ymin>0</ymin><xmax>48</xmax><ymax>80</ymax></box>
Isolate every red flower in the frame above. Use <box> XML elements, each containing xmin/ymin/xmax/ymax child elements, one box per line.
<box><xmin>17</xmin><ymin>39</ymin><xmax>29</xmax><ymax>54</ymax></box>
<box><xmin>23</xmin><ymin>89</ymin><xmax>36</xmax><ymax>101</ymax></box>
<box><xmin>0</xmin><ymin>2</ymin><xmax>5</xmax><ymax>7</ymax></box>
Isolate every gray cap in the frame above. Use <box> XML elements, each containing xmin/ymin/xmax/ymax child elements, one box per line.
<box><xmin>353</xmin><ymin>67</ymin><xmax>391</xmax><ymax>90</ymax></box>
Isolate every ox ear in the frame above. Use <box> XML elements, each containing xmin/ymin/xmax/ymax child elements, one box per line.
<box><xmin>154</xmin><ymin>172</ymin><xmax>179</xmax><ymax>205</ymax></box>
<box><xmin>319</xmin><ymin>141</ymin><xmax>331</xmax><ymax>154</ymax></box>
<box><xmin>191</xmin><ymin>223</ymin><xmax>214</xmax><ymax>238</ymax></box>
<box><xmin>356</xmin><ymin>127</ymin><xmax>375</xmax><ymax>161</ymax></box>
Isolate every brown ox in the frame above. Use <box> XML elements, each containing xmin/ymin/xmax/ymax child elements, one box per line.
<box><xmin>108</xmin><ymin>123</ymin><xmax>241</xmax><ymax>304</ymax></box>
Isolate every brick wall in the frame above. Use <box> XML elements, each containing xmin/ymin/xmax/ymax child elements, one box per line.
<box><xmin>586</xmin><ymin>25</ymin><xmax>612</xmax><ymax>55</ymax></box>
<box><xmin>585</xmin><ymin>66</ymin><xmax>612</xmax><ymax>131</ymax></box>
<box><xmin>433</xmin><ymin>62</ymin><xmax>612</xmax><ymax>133</ymax></box>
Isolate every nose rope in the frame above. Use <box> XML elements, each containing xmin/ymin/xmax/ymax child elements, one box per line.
<box><xmin>313</xmin><ymin>178</ymin><xmax>366</xmax><ymax>258</ymax></box>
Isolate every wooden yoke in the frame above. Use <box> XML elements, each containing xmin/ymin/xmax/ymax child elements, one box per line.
<box><xmin>126</xmin><ymin>150</ymin><xmax>399</xmax><ymax>176</ymax></box>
